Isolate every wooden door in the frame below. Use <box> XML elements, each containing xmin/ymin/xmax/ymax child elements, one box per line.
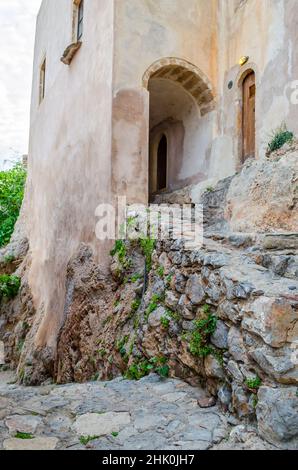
<box><xmin>242</xmin><ymin>72</ymin><xmax>256</xmax><ymax>161</ymax></box>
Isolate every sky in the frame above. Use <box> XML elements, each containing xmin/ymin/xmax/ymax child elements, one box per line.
<box><xmin>0</xmin><ymin>0</ymin><xmax>42</xmax><ymax>167</ymax></box>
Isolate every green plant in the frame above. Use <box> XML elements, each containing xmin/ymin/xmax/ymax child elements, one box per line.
<box><xmin>79</xmin><ymin>435</ymin><xmax>99</xmax><ymax>445</ymax></box>
<box><xmin>160</xmin><ymin>316</ymin><xmax>170</xmax><ymax>329</ymax></box>
<box><xmin>245</xmin><ymin>376</ymin><xmax>262</xmax><ymax>390</ymax></box>
<box><xmin>185</xmin><ymin>313</ymin><xmax>217</xmax><ymax>358</ymax></box>
<box><xmin>110</xmin><ymin>240</ymin><xmax>131</xmax><ymax>269</ymax></box>
<box><xmin>267</xmin><ymin>123</ymin><xmax>294</xmax><ymax>154</ymax></box>
<box><xmin>139</xmin><ymin>236</ymin><xmax>156</xmax><ymax>270</ymax></box>
<box><xmin>130</xmin><ymin>273</ymin><xmax>142</xmax><ymax>283</ymax></box>
<box><xmin>17</xmin><ymin>339</ymin><xmax>25</xmax><ymax>353</ymax></box>
<box><xmin>102</xmin><ymin>315</ymin><xmax>112</xmax><ymax>326</ymax></box>
<box><xmin>206</xmin><ymin>186</ymin><xmax>214</xmax><ymax>193</ymax></box>
<box><xmin>111</xmin><ymin>432</ymin><xmax>119</xmax><ymax>438</ymax></box>
<box><xmin>3</xmin><ymin>253</ymin><xmax>15</xmax><ymax>264</ymax></box>
<box><xmin>124</xmin><ymin>356</ymin><xmax>169</xmax><ymax>380</ymax></box>
<box><xmin>154</xmin><ymin>357</ymin><xmax>170</xmax><ymax>378</ymax></box>
<box><xmin>15</xmin><ymin>432</ymin><xmax>34</xmax><ymax>440</ymax></box>
<box><xmin>157</xmin><ymin>266</ymin><xmax>165</xmax><ymax>278</ymax></box>
<box><xmin>0</xmin><ymin>274</ymin><xmax>21</xmax><ymax>300</ymax></box>
<box><xmin>116</xmin><ymin>336</ymin><xmax>129</xmax><ymax>358</ymax></box>
<box><xmin>0</xmin><ymin>163</ymin><xmax>27</xmax><ymax>247</ymax></box>
<box><xmin>166</xmin><ymin>309</ymin><xmax>181</xmax><ymax>322</ymax></box>
<box><xmin>91</xmin><ymin>372</ymin><xmax>100</xmax><ymax>381</ymax></box>
<box><xmin>252</xmin><ymin>394</ymin><xmax>258</xmax><ymax>408</ymax></box>
<box><xmin>145</xmin><ymin>293</ymin><xmax>163</xmax><ymax>320</ymax></box>
<box><xmin>124</xmin><ymin>359</ymin><xmax>154</xmax><ymax>380</ymax></box>
<box><xmin>202</xmin><ymin>304</ymin><xmax>211</xmax><ymax>315</ymax></box>
<box><xmin>131</xmin><ymin>298</ymin><xmax>141</xmax><ymax>313</ymax></box>
<box><xmin>98</xmin><ymin>348</ymin><xmax>107</xmax><ymax>358</ymax></box>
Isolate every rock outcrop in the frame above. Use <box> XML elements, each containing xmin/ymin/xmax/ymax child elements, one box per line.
<box><xmin>0</xmin><ymin>143</ymin><xmax>297</xmax><ymax>449</ymax></box>
<box><xmin>225</xmin><ymin>147</ymin><xmax>298</xmax><ymax>233</ymax></box>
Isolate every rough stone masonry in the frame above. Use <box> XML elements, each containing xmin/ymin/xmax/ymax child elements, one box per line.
<box><xmin>0</xmin><ymin>144</ymin><xmax>297</xmax><ymax>450</ymax></box>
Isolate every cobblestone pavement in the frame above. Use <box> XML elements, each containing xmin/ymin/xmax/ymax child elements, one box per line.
<box><xmin>0</xmin><ymin>371</ymin><xmax>275</xmax><ymax>450</ymax></box>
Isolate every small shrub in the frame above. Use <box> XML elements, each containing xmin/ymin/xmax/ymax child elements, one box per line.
<box><xmin>139</xmin><ymin>237</ymin><xmax>156</xmax><ymax>270</ymax></box>
<box><xmin>116</xmin><ymin>336</ymin><xmax>129</xmax><ymax>358</ymax></box>
<box><xmin>111</xmin><ymin>432</ymin><xmax>119</xmax><ymax>438</ymax></box>
<box><xmin>165</xmin><ymin>273</ymin><xmax>174</xmax><ymax>286</ymax></box>
<box><xmin>124</xmin><ymin>360</ymin><xmax>154</xmax><ymax>380</ymax></box>
<box><xmin>15</xmin><ymin>432</ymin><xmax>34</xmax><ymax>440</ymax></box>
<box><xmin>79</xmin><ymin>435</ymin><xmax>99</xmax><ymax>445</ymax></box>
<box><xmin>157</xmin><ymin>266</ymin><xmax>165</xmax><ymax>278</ymax></box>
<box><xmin>267</xmin><ymin>123</ymin><xmax>294</xmax><ymax>155</ymax></box>
<box><xmin>124</xmin><ymin>356</ymin><xmax>170</xmax><ymax>380</ymax></box>
<box><xmin>154</xmin><ymin>357</ymin><xmax>170</xmax><ymax>378</ymax></box>
<box><xmin>245</xmin><ymin>376</ymin><xmax>262</xmax><ymax>390</ymax></box>
<box><xmin>131</xmin><ymin>298</ymin><xmax>141</xmax><ymax>313</ymax></box>
<box><xmin>160</xmin><ymin>316</ymin><xmax>170</xmax><ymax>329</ymax></box>
<box><xmin>185</xmin><ymin>313</ymin><xmax>217</xmax><ymax>358</ymax></box>
<box><xmin>110</xmin><ymin>240</ymin><xmax>131</xmax><ymax>269</ymax></box>
<box><xmin>0</xmin><ymin>163</ymin><xmax>27</xmax><ymax>247</ymax></box>
<box><xmin>0</xmin><ymin>274</ymin><xmax>21</xmax><ymax>300</ymax></box>
<box><xmin>166</xmin><ymin>309</ymin><xmax>181</xmax><ymax>322</ymax></box>
<box><xmin>130</xmin><ymin>273</ymin><xmax>142</xmax><ymax>283</ymax></box>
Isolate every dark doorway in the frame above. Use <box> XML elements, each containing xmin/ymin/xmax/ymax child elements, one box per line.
<box><xmin>242</xmin><ymin>71</ymin><xmax>256</xmax><ymax>162</ymax></box>
<box><xmin>157</xmin><ymin>134</ymin><xmax>167</xmax><ymax>191</ymax></box>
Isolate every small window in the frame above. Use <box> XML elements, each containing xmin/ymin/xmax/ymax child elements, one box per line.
<box><xmin>157</xmin><ymin>134</ymin><xmax>167</xmax><ymax>191</ymax></box>
<box><xmin>77</xmin><ymin>0</ymin><xmax>84</xmax><ymax>41</ymax></box>
<box><xmin>39</xmin><ymin>58</ymin><xmax>46</xmax><ymax>104</ymax></box>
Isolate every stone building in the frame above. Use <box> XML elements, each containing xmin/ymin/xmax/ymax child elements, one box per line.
<box><xmin>1</xmin><ymin>2</ymin><xmax>297</xmax><ymax>445</ymax></box>
<box><xmin>25</xmin><ymin>0</ymin><xmax>298</xmax><ymax>357</ymax></box>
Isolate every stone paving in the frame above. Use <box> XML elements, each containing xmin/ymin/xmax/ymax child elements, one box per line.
<box><xmin>0</xmin><ymin>371</ymin><xmax>275</xmax><ymax>450</ymax></box>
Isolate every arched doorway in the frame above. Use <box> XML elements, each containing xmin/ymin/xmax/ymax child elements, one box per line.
<box><xmin>144</xmin><ymin>58</ymin><xmax>216</xmax><ymax>201</ymax></box>
<box><xmin>242</xmin><ymin>71</ymin><xmax>256</xmax><ymax>162</ymax></box>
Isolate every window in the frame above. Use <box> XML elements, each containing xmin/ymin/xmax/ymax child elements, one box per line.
<box><xmin>39</xmin><ymin>58</ymin><xmax>46</xmax><ymax>104</ymax></box>
<box><xmin>77</xmin><ymin>0</ymin><xmax>84</xmax><ymax>41</ymax></box>
<box><xmin>157</xmin><ymin>134</ymin><xmax>167</xmax><ymax>191</ymax></box>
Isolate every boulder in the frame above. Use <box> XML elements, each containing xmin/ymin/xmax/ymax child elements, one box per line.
<box><xmin>185</xmin><ymin>274</ymin><xmax>205</xmax><ymax>305</ymax></box>
<box><xmin>249</xmin><ymin>345</ymin><xmax>298</xmax><ymax>384</ymax></box>
<box><xmin>211</xmin><ymin>320</ymin><xmax>229</xmax><ymax>349</ymax></box>
<box><xmin>225</xmin><ymin>152</ymin><xmax>298</xmax><ymax>232</ymax></box>
<box><xmin>242</xmin><ymin>296</ymin><xmax>297</xmax><ymax>348</ymax></box>
<box><xmin>257</xmin><ymin>386</ymin><xmax>298</xmax><ymax>449</ymax></box>
<box><xmin>204</xmin><ymin>355</ymin><xmax>225</xmax><ymax>379</ymax></box>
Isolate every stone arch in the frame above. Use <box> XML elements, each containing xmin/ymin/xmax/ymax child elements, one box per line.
<box><xmin>143</xmin><ymin>57</ymin><xmax>216</xmax><ymax>116</ymax></box>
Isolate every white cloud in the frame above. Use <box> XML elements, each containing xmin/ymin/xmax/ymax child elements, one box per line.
<box><xmin>0</xmin><ymin>0</ymin><xmax>41</xmax><ymax>165</ymax></box>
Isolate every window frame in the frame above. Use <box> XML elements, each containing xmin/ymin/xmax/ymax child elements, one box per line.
<box><xmin>77</xmin><ymin>0</ymin><xmax>84</xmax><ymax>41</ymax></box>
<box><xmin>39</xmin><ymin>58</ymin><xmax>46</xmax><ymax>104</ymax></box>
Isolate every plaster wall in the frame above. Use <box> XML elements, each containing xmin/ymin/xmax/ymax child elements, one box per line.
<box><xmin>112</xmin><ymin>0</ymin><xmax>219</xmax><ymax>199</ymax></box>
<box><xmin>218</xmin><ymin>0</ymin><xmax>298</xmax><ymax>165</ymax></box>
<box><xmin>26</xmin><ymin>0</ymin><xmax>114</xmax><ymax>354</ymax></box>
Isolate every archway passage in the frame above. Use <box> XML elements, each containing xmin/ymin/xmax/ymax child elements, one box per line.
<box><xmin>157</xmin><ymin>134</ymin><xmax>167</xmax><ymax>191</ymax></box>
<box><xmin>242</xmin><ymin>71</ymin><xmax>256</xmax><ymax>162</ymax></box>
<box><xmin>146</xmin><ymin>59</ymin><xmax>216</xmax><ymax>200</ymax></box>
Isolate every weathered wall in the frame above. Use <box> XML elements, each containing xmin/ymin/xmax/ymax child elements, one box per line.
<box><xmin>24</xmin><ymin>0</ymin><xmax>114</xmax><ymax>373</ymax></box>
<box><xmin>112</xmin><ymin>0</ymin><xmax>219</xmax><ymax>197</ymax></box>
<box><xmin>218</xmin><ymin>0</ymin><xmax>298</xmax><ymax>168</ymax></box>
